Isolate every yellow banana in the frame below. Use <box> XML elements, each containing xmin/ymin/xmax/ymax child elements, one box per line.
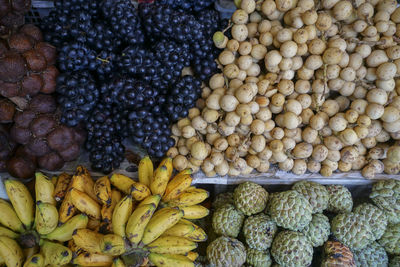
<box><xmin>0</xmin><ymin>226</ymin><xmax>18</xmax><ymax>239</ymax></box>
<box><xmin>51</xmin><ymin>176</ymin><xmax>57</xmax><ymax>186</ymax></box>
<box><xmin>146</xmin><ymin>236</ymin><xmax>197</xmax><ymax>254</ymax></box>
<box><xmin>148</xmin><ymin>253</ymin><xmax>194</xmax><ymax>267</ymax></box>
<box><xmin>112</xmin><ymin>195</ymin><xmax>133</xmax><ymax>238</ymax></box>
<box><xmin>35</xmin><ymin>201</ymin><xmax>58</xmax><ymax>235</ymax></box>
<box><xmin>23</xmin><ymin>246</ymin><xmax>38</xmax><ymax>260</ymax></box>
<box><xmin>101</xmin><ymin>189</ymin><xmax>121</xmax><ymax>223</ymax></box>
<box><xmin>110</xmin><ymin>174</ymin><xmax>135</xmax><ymax>194</ymax></box>
<box><xmin>40</xmin><ymin>240</ymin><xmax>72</xmax><ymax>266</ymax></box>
<box><xmin>163</xmin><ymin>174</ymin><xmax>192</xmax><ymax>202</ymax></box>
<box><xmin>43</xmin><ymin>213</ymin><xmax>88</xmax><ymax>242</ymax></box>
<box><xmin>150</xmin><ymin>163</ymin><xmax>171</xmax><ymax>196</ymax></box>
<box><xmin>87</xmin><ymin>218</ymin><xmax>101</xmax><ymax>231</ymax></box>
<box><xmin>69</xmin><ymin>170</ymin><xmax>86</xmax><ymax>191</ymax></box>
<box><xmin>0</xmin><ymin>199</ymin><xmax>24</xmax><ymax>232</ymax></box>
<box><xmin>138</xmin><ymin>156</ymin><xmax>153</xmax><ymax>187</ymax></box>
<box><xmin>94</xmin><ymin>176</ymin><xmax>112</xmax><ymax>205</ymax></box>
<box><xmin>125</xmin><ymin>203</ymin><xmax>157</xmax><ymax>245</ymax></box>
<box><xmin>76</xmin><ymin>166</ymin><xmax>98</xmax><ymax>202</ymax></box>
<box><xmin>185</xmin><ymin>252</ymin><xmax>198</xmax><ymax>261</ymax></box>
<box><xmin>166</xmin><ymin>188</ymin><xmax>209</xmax><ymax>207</ymax></box>
<box><xmin>142</xmin><ymin>207</ymin><xmax>184</xmax><ymax>245</ymax></box>
<box><xmin>0</xmin><ymin>236</ymin><xmax>24</xmax><ymax>267</ymax></box>
<box><xmin>180</xmin><ymin>205</ymin><xmax>209</xmax><ymax>219</ymax></box>
<box><xmin>58</xmin><ymin>189</ymin><xmax>76</xmax><ymax>223</ymax></box>
<box><xmin>67</xmin><ymin>240</ymin><xmax>83</xmax><ymax>256</ymax></box>
<box><xmin>161</xmin><ymin>223</ymin><xmax>195</xmax><ymax>238</ymax></box>
<box><xmin>53</xmin><ymin>173</ymin><xmax>72</xmax><ymax>202</ymax></box>
<box><xmin>184</xmin><ymin>226</ymin><xmax>207</xmax><ymax>242</ymax></box>
<box><xmin>159</xmin><ymin>157</ymin><xmax>173</xmax><ymax>178</ymax></box>
<box><xmin>35</xmin><ymin>173</ymin><xmax>56</xmax><ymax>205</ymax></box>
<box><xmin>112</xmin><ymin>257</ymin><xmax>126</xmax><ymax>267</ymax></box>
<box><xmin>72</xmin><ymin>252</ymin><xmax>113</xmax><ymax>266</ymax></box>
<box><xmin>70</xmin><ymin>188</ymin><xmax>101</xmax><ymax>220</ymax></box>
<box><xmin>100</xmin><ymin>234</ymin><xmax>126</xmax><ymax>256</ymax></box>
<box><xmin>130</xmin><ymin>182</ymin><xmax>151</xmax><ymax>201</ymax></box>
<box><xmin>5</xmin><ymin>179</ymin><xmax>34</xmax><ymax>229</ymax></box>
<box><xmin>72</xmin><ymin>229</ymin><xmax>103</xmax><ymax>254</ymax></box>
<box><xmin>137</xmin><ymin>194</ymin><xmax>161</xmax><ymax>208</ymax></box>
<box><xmin>23</xmin><ymin>254</ymin><xmax>44</xmax><ymax>267</ymax></box>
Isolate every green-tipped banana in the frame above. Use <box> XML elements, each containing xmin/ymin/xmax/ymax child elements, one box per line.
<box><xmin>100</xmin><ymin>234</ymin><xmax>126</xmax><ymax>256</ymax></box>
<box><xmin>23</xmin><ymin>254</ymin><xmax>44</xmax><ymax>267</ymax></box>
<box><xmin>35</xmin><ymin>202</ymin><xmax>58</xmax><ymax>235</ymax></box>
<box><xmin>112</xmin><ymin>257</ymin><xmax>126</xmax><ymax>267</ymax></box>
<box><xmin>5</xmin><ymin>179</ymin><xmax>35</xmax><ymax>229</ymax></box>
<box><xmin>40</xmin><ymin>240</ymin><xmax>72</xmax><ymax>266</ymax></box>
<box><xmin>0</xmin><ymin>236</ymin><xmax>24</xmax><ymax>267</ymax></box>
<box><xmin>35</xmin><ymin>173</ymin><xmax>56</xmax><ymax>205</ymax></box>
<box><xmin>43</xmin><ymin>213</ymin><xmax>88</xmax><ymax>242</ymax></box>
<box><xmin>0</xmin><ymin>199</ymin><xmax>24</xmax><ymax>232</ymax></box>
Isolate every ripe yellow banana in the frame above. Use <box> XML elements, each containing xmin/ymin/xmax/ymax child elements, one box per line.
<box><xmin>131</xmin><ymin>182</ymin><xmax>151</xmax><ymax>201</ymax></box>
<box><xmin>138</xmin><ymin>194</ymin><xmax>161</xmax><ymax>208</ymax></box>
<box><xmin>110</xmin><ymin>173</ymin><xmax>135</xmax><ymax>194</ymax></box>
<box><xmin>35</xmin><ymin>173</ymin><xmax>56</xmax><ymax>205</ymax></box>
<box><xmin>40</xmin><ymin>240</ymin><xmax>72</xmax><ymax>266</ymax></box>
<box><xmin>148</xmin><ymin>253</ymin><xmax>194</xmax><ymax>267</ymax></box>
<box><xmin>0</xmin><ymin>236</ymin><xmax>24</xmax><ymax>267</ymax></box>
<box><xmin>58</xmin><ymin>189</ymin><xmax>76</xmax><ymax>223</ymax></box>
<box><xmin>70</xmin><ymin>188</ymin><xmax>101</xmax><ymax>220</ymax></box>
<box><xmin>112</xmin><ymin>257</ymin><xmax>126</xmax><ymax>267</ymax></box>
<box><xmin>5</xmin><ymin>179</ymin><xmax>34</xmax><ymax>229</ymax></box>
<box><xmin>67</xmin><ymin>240</ymin><xmax>83</xmax><ymax>256</ymax></box>
<box><xmin>23</xmin><ymin>254</ymin><xmax>44</xmax><ymax>267</ymax></box>
<box><xmin>146</xmin><ymin>236</ymin><xmax>197</xmax><ymax>254</ymax></box>
<box><xmin>112</xmin><ymin>195</ymin><xmax>133</xmax><ymax>238</ymax></box>
<box><xmin>125</xmin><ymin>203</ymin><xmax>157</xmax><ymax>245</ymax></box>
<box><xmin>150</xmin><ymin>160</ymin><xmax>173</xmax><ymax>196</ymax></box>
<box><xmin>0</xmin><ymin>226</ymin><xmax>18</xmax><ymax>239</ymax></box>
<box><xmin>100</xmin><ymin>234</ymin><xmax>126</xmax><ymax>256</ymax></box>
<box><xmin>163</xmin><ymin>174</ymin><xmax>192</xmax><ymax>202</ymax></box>
<box><xmin>35</xmin><ymin>201</ymin><xmax>58</xmax><ymax>235</ymax></box>
<box><xmin>23</xmin><ymin>246</ymin><xmax>38</xmax><ymax>260</ymax></box>
<box><xmin>43</xmin><ymin>213</ymin><xmax>88</xmax><ymax>242</ymax></box>
<box><xmin>161</xmin><ymin>222</ymin><xmax>195</xmax><ymax>238</ymax></box>
<box><xmin>184</xmin><ymin>226</ymin><xmax>207</xmax><ymax>242</ymax></box>
<box><xmin>180</xmin><ymin>205</ymin><xmax>209</xmax><ymax>219</ymax></box>
<box><xmin>101</xmin><ymin>189</ymin><xmax>121</xmax><ymax>223</ymax></box>
<box><xmin>138</xmin><ymin>156</ymin><xmax>153</xmax><ymax>187</ymax></box>
<box><xmin>159</xmin><ymin>157</ymin><xmax>174</xmax><ymax>178</ymax></box>
<box><xmin>94</xmin><ymin>176</ymin><xmax>112</xmax><ymax>205</ymax></box>
<box><xmin>185</xmin><ymin>251</ymin><xmax>199</xmax><ymax>261</ymax></box>
<box><xmin>76</xmin><ymin>166</ymin><xmax>98</xmax><ymax>202</ymax></box>
<box><xmin>0</xmin><ymin>199</ymin><xmax>24</xmax><ymax>232</ymax></box>
<box><xmin>53</xmin><ymin>173</ymin><xmax>72</xmax><ymax>202</ymax></box>
<box><xmin>166</xmin><ymin>188</ymin><xmax>209</xmax><ymax>207</ymax></box>
<box><xmin>72</xmin><ymin>252</ymin><xmax>113</xmax><ymax>266</ymax></box>
<box><xmin>142</xmin><ymin>207</ymin><xmax>184</xmax><ymax>245</ymax></box>
<box><xmin>69</xmin><ymin>170</ymin><xmax>86</xmax><ymax>191</ymax></box>
<box><xmin>51</xmin><ymin>176</ymin><xmax>57</xmax><ymax>186</ymax></box>
<box><xmin>87</xmin><ymin>218</ymin><xmax>101</xmax><ymax>231</ymax></box>
<box><xmin>72</xmin><ymin>229</ymin><xmax>103</xmax><ymax>254</ymax></box>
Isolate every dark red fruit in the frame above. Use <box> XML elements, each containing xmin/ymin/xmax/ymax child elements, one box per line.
<box><xmin>40</xmin><ymin>66</ymin><xmax>58</xmax><ymax>94</ymax></box>
<box><xmin>8</xmin><ymin>32</ymin><xmax>34</xmax><ymax>53</ymax></box>
<box><xmin>0</xmin><ymin>98</ymin><xmax>15</xmax><ymax>123</ymax></box>
<box><xmin>0</xmin><ymin>52</ymin><xmax>26</xmax><ymax>83</ymax></box>
<box><xmin>47</xmin><ymin>126</ymin><xmax>74</xmax><ymax>152</ymax></box>
<box><xmin>10</xmin><ymin>125</ymin><xmax>31</xmax><ymax>144</ymax></box>
<box><xmin>6</xmin><ymin>155</ymin><xmax>36</xmax><ymax>179</ymax></box>
<box><xmin>58</xmin><ymin>143</ymin><xmax>80</xmax><ymax>161</ymax></box>
<box><xmin>23</xmin><ymin>49</ymin><xmax>47</xmax><ymax>72</ymax></box>
<box><xmin>20</xmin><ymin>74</ymin><xmax>43</xmax><ymax>96</ymax></box>
<box><xmin>26</xmin><ymin>138</ymin><xmax>51</xmax><ymax>157</ymax></box>
<box><xmin>29</xmin><ymin>94</ymin><xmax>56</xmax><ymax>113</ymax></box>
<box><xmin>35</xmin><ymin>42</ymin><xmax>56</xmax><ymax>65</ymax></box>
<box><xmin>19</xmin><ymin>24</ymin><xmax>42</xmax><ymax>43</ymax></box>
<box><xmin>13</xmin><ymin>110</ymin><xmax>35</xmax><ymax>128</ymax></box>
<box><xmin>30</xmin><ymin>115</ymin><xmax>56</xmax><ymax>137</ymax></box>
<box><xmin>38</xmin><ymin>152</ymin><xmax>64</xmax><ymax>171</ymax></box>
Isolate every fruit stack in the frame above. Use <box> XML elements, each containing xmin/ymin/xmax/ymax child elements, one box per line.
<box><xmin>207</xmin><ymin>180</ymin><xmax>400</xmax><ymax>267</ymax></box>
<box><xmin>0</xmin><ymin>157</ymin><xmax>210</xmax><ymax>267</ymax></box>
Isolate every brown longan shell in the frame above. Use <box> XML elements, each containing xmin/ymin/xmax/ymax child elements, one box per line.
<box><xmin>20</xmin><ymin>73</ymin><xmax>43</xmax><ymax>96</ymax></box>
<box><xmin>47</xmin><ymin>126</ymin><xmax>75</xmax><ymax>152</ymax></box>
<box><xmin>23</xmin><ymin>49</ymin><xmax>47</xmax><ymax>72</ymax></box>
<box><xmin>0</xmin><ymin>80</ymin><xmax>19</xmax><ymax>98</ymax></box>
<box><xmin>30</xmin><ymin>114</ymin><xmax>56</xmax><ymax>137</ymax></box>
<box><xmin>29</xmin><ymin>94</ymin><xmax>56</xmax><ymax>113</ymax></box>
<box><xmin>19</xmin><ymin>24</ymin><xmax>42</xmax><ymax>43</ymax></box>
<box><xmin>10</xmin><ymin>125</ymin><xmax>31</xmax><ymax>144</ymax></box>
<box><xmin>35</xmin><ymin>42</ymin><xmax>56</xmax><ymax>65</ymax></box>
<box><xmin>0</xmin><ymin>52</ymin><xmax>26</xmax><ymax>83</ymax></box>
<box><xmin>38</xmin><ymin>152</ymin><xmax>64</xmax><ymax>171</ymax></box>
<box><xmin>13</xmin><ymin>110</ymin><xmax>35</xmax><ymax>128</ymax></box>
<box><xmin>6</xmin><ymin>155</ymin><xmax>36</xmax><ymax>179</ymax></box>
<box><xmin>26</xmin><ymin>138</ymin><xmax>51</xmax><ymax>156</ymax></box>
<box><xmin>58</xmin><ymin>143</ymin><xmax>80</xmax><ymax>161</ymax></box>
<box><xmin>8</xmin><ymin>32</ymin><xmax>34</xmax><ymax>53</ymax></box>
<box><xmin>40</xmin><ymin>66</ymin><xmax>58</xmax><ymax>94</ymax></box>
<box><xmin>0</xmin><ymin>98</ymin><xmax>15</xmax><ymax>123</ymax></box>
<box><xmin>0</xmin><ymin>12</ymin><xmax>24</xmax><ymax>28</ymax></box>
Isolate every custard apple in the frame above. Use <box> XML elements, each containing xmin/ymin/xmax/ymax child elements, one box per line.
<box><xmin>379</xmin><ymin>223</ymin><xmax>400</xmax><ymax>255</ymax></box>
<box><xmin>268</xmin><ymin>190</ymin><xmax>312</xmax><ymax>231</ymax></box>
<box><xmin>234</xmin><ymin>182</ymin><xmax>269</xmax><ymax>216</ymax></box>
<box><xmin>212</xmin><ymin>192</ymin><xmax>234</xmax><ymax>210</ymax></box>
<box><xmin>353</xmin><ymin>242</ymin><xmax>388</xmax><ymax>267</ymax></box>
<box><xmin>292</xmin><ymin>180</ymin><xmax>329</xmax><ymax>213</ymax></box>
<box><xmin>206</xmin><ymin>236</ymin><xmax>246</xmax><ymax>267</ymax></box>
<box><xmin>265</xmin><ymin>192</ymin><xmax>279</xmax><ymax>215</ymax></box>
<box><xmin>246</xmin><ymin>248</ymin><xmax>272</xmax><ymax>267</ymax></box>
<box><xmin>301</xmin><ymin>213</ymin><xmax>330</xmax><ymax>247</ymax></box>
<box><xmin>271</xmin><ymin>230</ymin><xmax>313</xmax><ymax>267</ymax></box>
<box><xmin>390</xmin><ymin>256</ymin><xmax>400</xmax><ymax>267</ymax></box>
<box><xmin>331</xmin><ymin>212</ymin><xmax>375</xmax><ymax>251</ymax></box>
<box><xmin>212</xmin><ymin>203</ymin><xmax>244</xmax><ymax>238</ymax></box>
<box><xmin>326</xmin><ymin>185</ymin><xmax>353</xmax><ymax>213</ymax></box>
<box><xmin>354</xmin><ymin>203</ymin><xmax>388</xmax><ymax>240</ymax></box>
<box><xmin>321</xmin><ymin>241</ymin><xmax>356</xmax><ymax>267</ymax></box>
<box><xmin>370</xmin><ymin>179</ymin><xmax>400</xmax><ymax>224</ymax></box>
<box><xmin>243</xmin><ymin>213</ymin><xmax>277</xmax><ymax>250</ymax></box>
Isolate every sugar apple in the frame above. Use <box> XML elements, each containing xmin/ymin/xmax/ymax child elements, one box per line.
<box><xmin>354</xmin><ymin>203</ymin><xmax>388</xmax><ymax>240</ymax></box>
<box><xmin>390</xmin><ymin>256</ymin><xmax>400</xmax><ymax>267</ymax></box>
<box><xmin>212</xmin><ymin>192</ymin><xmax>234</xmax><ymax>210</ymax></box>
<box><xmin>301</xmin><ymin>213</ymin><xmax>330</xmax><ymax>247</ymax></box>
<box><xmin>331</xmin><ymin>212</ymin><xmax>375</xmax><ymax>251</ymax></box>
<box><xmin>292</xmin><ymin>180</ymin><xmax>329</xmax><ymax>213</ymax></box>
<box><xmin>321</xmin><ymin>241</ymin><xmax>356</xmax><ymax>267</ymax></box>
<box><xmin>271</xmin><ymin>230</ymin><xmax>313</xmax><ymax>267</ymax></box>
<box><xmin>246</xmin><ymin>248</ymin><xmax>272</xmax><ymax>267</ymax></box>
<box><xmin>212</xmin><ymin>203</ymin><xmax>244</xmax><ymax>238</ymax></box>
<box><xmin>268</xmin><ymin>190</ymin><xmax>312</xmax><ymax>231</ymax></box>
<box><xmin>326</xmin><ymin>185</ymin><xmax>353</xmax><ymax>213</ymax></box>
<box><xmin>243</xmin><ymin>213</ymin><xmax>277</xmax><ymax>250</ymax></box>
<box><xmin>370</xmin><ymin>179</ymin><xmax>400</xmax><ymax>224</ymax></box>
<box><xmin>206</xmin><ymin>236</ymin><xmax>246</xmax><ymax>267</ymax></box>
<box><xmin>379</xmin><ymin>223</ymin><xmax>400</xmax><ymax>255</ymax></box>
<box><xmin>353</xmin><ymin>241</ymin><xmax>388</xmax><ymax>267</ymax></box>
<box><xmin>234</xmin><ymin>182</ymin><xmax>268</xmax><ymax>216</ymax></box>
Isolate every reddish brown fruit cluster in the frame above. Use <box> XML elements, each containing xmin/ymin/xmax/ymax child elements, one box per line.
<box><xmin>0</xmin><ymin>0</ymin><xmax>31</xmax><ymax>34</ymax></box>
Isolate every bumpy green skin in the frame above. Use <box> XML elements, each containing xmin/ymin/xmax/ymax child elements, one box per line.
<box><xmin>379</xmin><ymin>223</ymin><xmax>400</xmax><ymax>255</ymax></box>
<box><xmin>353</xmin><ymin>242</ymin><xmax>388</xmax><ymax>267</ymax></box>
<box><xmin>246</xmin><ymin>248</ymin><xmax>272</xmax><ymax>267</ymax></box>
<box><xmin>206</xmin><ymin>236</ymin><xmax>246</xmax><ymax>267</ymax></box>
<box><xmin>271</xmin><ymin>231</ymin><xmax>313</xmax><ymax>267</ymax></box>
<box><xmin>212</xmin><ymin>203</ymin><xmax>244</xmax><ymax>238</ymax></box>
<box><xmin>212</xmin><ymin>192</ymin><xmax>234</xmax><ymax>210</ymax></box>
<box><xmin>390</xmin><ymin>256</ymin><xmax>400</xmax><ymax>267</ymax></box>
<box><xmin>326</xmin><ymin>185</ymin><xmax>353</xmax><ymax>213</ymax></box>
<box><xmin>370</xmin><ymin>179</ymin><xmax>400</xmax><ymax>224</ymax></box>
<box><xmin>243</xmin><ymin>213</ymin><xmax>277</xmax><ymax>250</ymax></box>
<box><xmin>234</xmin><ymin>182</ymin><xmax>269</xmax><ymax>216</ymax></box>
<box><xmin>331</xmin><ymin>213</ymin><xmax>375</xmax><ymax>251</ymax></box>
<box><xmin>301</xmin><ymin>213</ymin><xmax>330</xmax><ymax>247</ymax></box>
<box><xmin>268</xmin><ymin>190</ymin><xmax>312</xmax><ymax>231</ymax></box>
<box><xmin>292</xmin><ymin>181</ymin><xmax>329</xmax><ymax>213</ymax></box>
<box><xmin>354</xmin><ymin>203</ymin><xmax>388</xmax><ymax>240</ymax></box>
